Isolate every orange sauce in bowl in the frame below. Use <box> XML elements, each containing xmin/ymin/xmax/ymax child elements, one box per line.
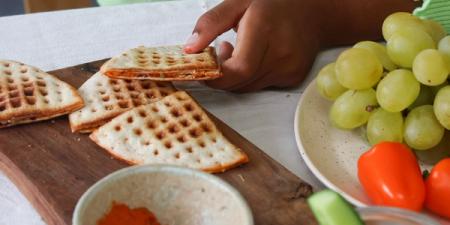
<box><xmin>97</xmin><ymin>202</ymin><xmax>161</xmax><ymax>225</ymax></box>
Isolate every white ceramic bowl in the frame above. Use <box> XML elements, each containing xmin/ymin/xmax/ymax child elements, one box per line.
<box><xmin>73</xmin><ymin>165</ymin><xmax>254</xmax><ymax>225</ymax></box>
<box><xmin>294</xmin><ymin>79</ymin><xmax>433</xmax><ymax>206</ymax></box>
<box><xmin>357</xmin><ymin>207</ymin><xmax>440</xmax><ymax>225</ymax></box>
<box><xmin>294</xmin><ymin>79</ymin><xmax>449</xmax><ymax>224</ymax></box>
<box><xmin>294</xmin><ymin>79</ymin><xmax>373</xmax><ymax>206</ymax></box>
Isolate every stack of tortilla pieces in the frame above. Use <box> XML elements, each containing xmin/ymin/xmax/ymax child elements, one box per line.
<box><xmin>69</xmin><ymin>45</ymin><xmax>248</xmax><ymax>173</ymax></box>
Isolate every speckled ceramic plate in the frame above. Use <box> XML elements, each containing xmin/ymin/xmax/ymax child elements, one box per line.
<box><xmin>293</xmin><ymin>79</ymin><xmax>433</xmax><ymax>207</ymax></box>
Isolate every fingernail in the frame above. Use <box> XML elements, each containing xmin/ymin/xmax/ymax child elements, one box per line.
<box><xmin>184</xmin><ymin>32</ymin><xmax>199</xmax><ymax>52</ymax></box>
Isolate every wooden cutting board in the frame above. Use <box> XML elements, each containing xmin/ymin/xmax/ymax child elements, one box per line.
<box><xmin>0</xmin><ymin>60</ymin><xmax>317</xmax><ymax>225</ymax></box>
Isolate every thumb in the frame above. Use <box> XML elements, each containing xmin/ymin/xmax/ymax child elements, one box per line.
<box><xmin>184</xmin><ymin>0</ymin><xmax>250</xmax><ymax>53</ymax></box>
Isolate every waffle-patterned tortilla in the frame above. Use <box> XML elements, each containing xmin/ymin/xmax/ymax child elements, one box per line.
<box><xmin>100</xmin><ymin>45</ymin><xmax>222</xmax><ymax>81</ymax></box>
<box><xmin>0</xmin><ymin>60</ymin><xmax>83</xmax><ymax>128</ymax></box>
<box><xmin>90</xmin><ymin>91</ymin><xmax>248</xmax><ymax>173</ymax></box>
<box><xmin>69</xmin><ymin>72</ymin><xmax>176</xmax><ymax>133</ymax></box>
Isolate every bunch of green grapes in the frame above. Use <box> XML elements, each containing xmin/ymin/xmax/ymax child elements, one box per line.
<box><xmin>316</xmin><ymin>12</ymin><xmax>450</xmax><ymax>163</ymax></box>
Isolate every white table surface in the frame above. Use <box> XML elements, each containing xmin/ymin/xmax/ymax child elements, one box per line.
<box><xmin>0</xmin><ymin>0</ymin><xmax>346</xmax><ymax>224</ymax></box>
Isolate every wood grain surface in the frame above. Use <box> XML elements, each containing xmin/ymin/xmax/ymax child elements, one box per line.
<box><xmin>0</xmin><ymin>60</ymin><xmax>317</xmax><ymax>225</ymax></box>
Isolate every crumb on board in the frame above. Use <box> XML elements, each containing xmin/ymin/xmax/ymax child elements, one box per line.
<box><xmin>51</xmin><ymin>120</ymin><xmax>55</xmax><ymax>124</ymax></box>
<box><xmin>238</xmin><ymin>174</ymin><xmax>245</xmax><ymax>182</ymax></box>
<box><xmin>76</xmin><ymin>138</ymin><xmax>81</xmax><ymax>142</ymax></box>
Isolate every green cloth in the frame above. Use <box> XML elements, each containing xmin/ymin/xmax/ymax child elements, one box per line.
<box><xmin>97</xmin><ymin>0</ymin><xmax>177</xmax><ymax>6</ymax></box>
<box><xmin>414</xmin><ymin>0</ymin><xmax>450</xmax><ymax>33</ymax></box>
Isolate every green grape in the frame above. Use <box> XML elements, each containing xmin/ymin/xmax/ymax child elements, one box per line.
<box><xmin>431</xmin><ymin>81</ymin><xmax>448</xmax><ymax>96</ymax></box>
<box><xmin>438</xmin><ymin>36</ymin><xmax>450</xmax><ymax>71</ymax></box>
<box><xmin>354</xmin><ymin>41</ymin><xmax>397</xmax><ymax>71</ymax></box>
<box><xmin>408</xmin><ymin>85</ymin><xmax>434</xmax><ymax>110</ymax></box>
<box><xmin>404</xmin><ymin>105</ymin><xmax>445</xmax><ymax>150</ymax></box>
<box><xmin>335</xmin><ymin>48</ymin><xmax>383</xmax><ymax>90</ymax></box>
<box><xmin>423</xmin><ymin>19</ymin><xmax>447</xmax><ymax>43</ymax></box>
<box><xmin>412</xmin><ymin>49</ymin><xmax>449</xmax><ymax>86</ymax></box>
<box><xmin>329</xmin><ymin>89</ymin><xmax>378</xmax><ymax>130</ymax></box>
<box><xmin>434</xmin><ymin>85</ymin><xmax>450</xmax><ymax>129</ymax></box>
<box><xmin>316</xmin><ymin>63</ymin><xmax>347</xmax><ymax>100</ymax></box>
<box><xmin>373</xmin><ymin>72</ymin><xmax>389</xmax><ymax>91</ymax></box>
<box><xmin>443</xmin><ymin>54</ymin><xmax>450</xmax><ymax>72</ymax></box>
<box><xmin>376</xmin><ymin>69</ymin><xmax>420</xmax><ymax>112</ymax></box>
<box><xmin>415</xmin><ymin>131</ymin><xmax>450</xmax><ymax>165</ymax></box>
<box><xmin>366</xmin><ymin>108</ymin><xmax>403</xmax><ymax>145</ymax></box>
<box><xmin>438</xmin><ymin>36</ymin><xmax>450</xmax><ymax>58</ymax></box>
<box><xmin>382</xmin><ymin>12</ymin><xmax>428</xmax><ymax>41</ymax></box>
<box><xmin>387</xmin><ymin>27</ymin><xmax>435</xmax><ymax>68</ymax></box>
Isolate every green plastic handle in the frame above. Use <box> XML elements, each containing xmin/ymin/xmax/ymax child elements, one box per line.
<box><xmin>414</xmin><ymin>0</ymin><xmax>450</xmax><ymax>33</ymax></box>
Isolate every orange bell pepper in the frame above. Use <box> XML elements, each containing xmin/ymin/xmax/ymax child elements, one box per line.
<box><xmin>358</xmin><ymin>142</ymin><xmax>425</xmax><ymax>211</ymax></box>
<box><xmin>425</xmin><ymin>158</ymin><xmax>450</xmax><ymax>219</ymax></box>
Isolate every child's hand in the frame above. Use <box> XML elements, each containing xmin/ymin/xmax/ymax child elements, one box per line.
<box><xmin>184</xmin><ymin>0</ymin><xmax>418</xmax><ymax>92</ymax></box>
<box><xmin>184</xmin><ymin>0</ymin><xmax>322</xmax><ymax>92</ymax></box>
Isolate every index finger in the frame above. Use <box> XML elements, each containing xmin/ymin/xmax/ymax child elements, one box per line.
<box><xmin>206</xmin><ymin>5</ymin><xmax>269</xmax><ymax>90</ymax></box>
<box><xmin>184</xmin><ymin>0</ymin><xmax>250</xmax><ymax>54</ymax></box>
